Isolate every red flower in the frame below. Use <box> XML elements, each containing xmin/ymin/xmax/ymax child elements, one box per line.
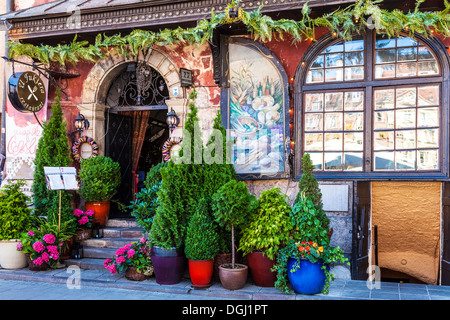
<box><xmin>305</xmin><ymin>246</ymin><xmax>310</xmax><ymax>251</ymax></box>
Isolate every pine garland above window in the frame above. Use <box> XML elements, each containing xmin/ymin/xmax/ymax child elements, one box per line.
<box><xmin>7</xmin><ymin>0</ymin><xmax>450</xmax><ymax>66</ymax></box>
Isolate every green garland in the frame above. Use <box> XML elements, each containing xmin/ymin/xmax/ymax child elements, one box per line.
<box><xmin>7</xmin><ymin>0</ymin><xmax>450</xmax><ymax>66</ymax></box>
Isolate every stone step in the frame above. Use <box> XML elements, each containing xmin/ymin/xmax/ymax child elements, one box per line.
<box><xmin>102</xmin><ymin>227</ymin><xmax>145</xmax><ymax>239</ymax></box>
<box><xmin>80</xmin><ymin>237</ymin><xmax>142</xmax><ymax>249</ymax></box>
<box><xmin>106</xmin><ymin>218</ymin><xmax>139</xmax><ymax>228</ymax></box>
<box><xmin>64</xmin><ymin>258</ymin><xmax>106</xmax><ymax>271</ymax></box>
<box><xmin>83</xmin><ymin>247</ymin><xmax>116</xmax><ymax>259</ymax></box>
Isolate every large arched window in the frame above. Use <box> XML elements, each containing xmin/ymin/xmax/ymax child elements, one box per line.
<box><xmin>294</xmin><ymin>31</ymin><xmax>450</xmax><ymax>179</ymax></box>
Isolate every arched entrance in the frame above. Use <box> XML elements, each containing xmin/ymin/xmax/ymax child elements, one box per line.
<box><xmin>79</xmin><ymin>49</ymin><xmax>187</xmax><ymax>217</ymax></box>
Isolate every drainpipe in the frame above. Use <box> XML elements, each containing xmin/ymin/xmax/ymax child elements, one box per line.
<box><xmin>0</xmin><ymin>0</ymin><xmax>13</xmax><ymax>182</ymax></box>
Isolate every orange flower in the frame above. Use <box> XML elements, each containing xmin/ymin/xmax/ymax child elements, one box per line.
<box><xmin>313</xmin><ymin>243</ymin><xmax>318</xmax><ymax>247</ymax></box>
<box><xmin>305</xmin><ymin>246</ymin><xmax>310</xmax><ymax>251</ymax></box>
<box><xmin>318</xmin><ymin>246</ymin><xmax>324</xmax><ymax>252</ymax></box>
<box><xmin>299</xmin><ymin>246</ymin><xmax>304</xmax><ymax>252</ymax></box>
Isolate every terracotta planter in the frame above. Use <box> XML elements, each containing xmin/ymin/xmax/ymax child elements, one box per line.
<box><xmin>151</xmin><ymin>246</ymin><xmax>186</xmax><ymax>285</ymax></box>
<box><xmin>0</xmin><ymin>240</ymin><xmax>28</xmax><ymax>269</ymax></box>
<box><xmin>188</xmin><ymin>259</ymin><xmax>214</xmax><ymax>287</ymax></box>
<box><xmin>218</xmin><ymin>263</ymin><xmax>248</xmax><ymax>290</ymax></box>
<box><xmin>125</xmin><ymin>267</ymin><xmax>150</xmax><ymax>281</ymax></box>
<box><xmin>26</xmin><ymin>254</ymin><xmax>49</xmax><ymax>271</ymax></box>
<box><xmin>74</xmin><ymin>229</ymin><xmax>92</xmax><ymax>242</ymax></box>
<box><xmin>247</xmin><ymin>252</ymin><xmax>277</xmax><ymax>287</ymax></box>
<box><xmin>85</xmin><ymin>201</ymin><xmax>110</xmax><ymax>227</ymax></box>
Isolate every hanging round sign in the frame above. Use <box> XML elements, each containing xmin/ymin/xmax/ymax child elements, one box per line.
<box><xmin>7</xmin><ymin>71</ymin><xmax>47</xmax><ymax>113</ymax></box>
<box><xmin>72</xmin><ymin>136</ymin><xmax>99</xmax><ymax>162</ymax></box>
<box><xmin>162</xmin><ymin>137</ymin><xmax>182</xmax><ymax>162</ymax></box>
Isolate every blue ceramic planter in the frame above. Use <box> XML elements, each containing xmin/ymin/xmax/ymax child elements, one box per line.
<box><xmin>287</xmin><ymin>258</ymin><xmax>328</xmax><ymax>295</ymax></box>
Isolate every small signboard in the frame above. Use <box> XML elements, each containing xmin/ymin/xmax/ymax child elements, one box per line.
<box><xmin>180</xmin><ymin>68</ymin><xmax>193</xmax><ymax>87</ymax></box>
<box><xmin>44</xmin><ymin>167</ymin><xmax>79</xmax><ymax>191</ymax></box>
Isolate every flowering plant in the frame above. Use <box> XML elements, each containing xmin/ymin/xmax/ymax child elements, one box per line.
<box><xmin>104</xmin><ymin>237</ymin><xmax>153</xmax><ymax>276</ymax></box>
<box><xmin>17</xmin><ymin>229</ymin><xmax>61</xmax><ymax>268</ymax></box>
<box><xmin>73</xmin><ymin>208</ymin><xmax>94</xmax><ymax>230</ymax></box>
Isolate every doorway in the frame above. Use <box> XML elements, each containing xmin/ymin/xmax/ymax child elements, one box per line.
<box><xmin>104</xmin><ymin>61</ymin><xmax>170</xmax><ymax>218</ymax></box>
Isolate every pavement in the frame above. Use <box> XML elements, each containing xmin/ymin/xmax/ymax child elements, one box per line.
<box><xmin>1</xmin><ymin>263</ymin><xmax>450</xmax><ymax>301</ymax></box>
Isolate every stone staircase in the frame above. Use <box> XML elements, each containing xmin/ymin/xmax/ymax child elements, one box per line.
<box><xmin>64</xmin><ymin>218</ymin><xmax>146</xmax><ymax>271</ymax></box>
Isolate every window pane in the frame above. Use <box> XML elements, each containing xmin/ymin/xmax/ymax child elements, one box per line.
<box><xmin>344</xmin><ymin>152</ymin><xmax>363</xmax><ymax>171</ymax></box>
<box><xmin>325</xmin><ymin>68</ymin><xmax>343</xmax><ymax>82</ymax></box>
<box><xmin>308</xmin><ymin>152</ymin><xmax>323</xmax><ymax>170</ymax></box>
<box><xmin>344</xmin><ymin>112</ymin><xmax>364</xmax><ymax>131</ymax></box>
<box><xmin>397</xmin><ymin>47</ymin><xmax>417</xmax><ymax>62</ymax></box>
<box><xmin>417</xmin><ymin>129</ymin><xmax>439</xmax><ymax>148</ymax></box>
<box><xmin>344</xmin><ymin>132</ymin><xmax>363</xmax><ymax>151</ymax></box>
<box><xmin>418</xmin><ymin>85</ymin><xmax>439</xmax><ymax>106</ymax></box>
<box><xmin>306</xmin><ymin>70</ymin><xmax>324</xmax><ymax>83</ymax></box>
<box><xmin>305</xmin><ymin>133</ymin><xmax>323</xmax><ymax>151</ymax></box>
<box><xmin>345</xmin><ymin>51</ymin><xmax>364</xmax><ymax>65</ymax></box>
<box><xmin>418</xmin><ymin>61</ymin><xmax>439</xmax><ymax>76</ymax></box>
<box><xmin>396</xmin><ymin>87</ymin><xmax>416</xmax><ymax>108</ymax></box>
<box><xmin>374</xmin><ymin>131</ymin><xmax>395</xmax><ymax>150</ymax></box>
<box><xmin>323</xmin><ymin>42</ymin><xmax>344</xmax><ymax>53</ymax></box>
<box><xmin>345</xmin><ymin>67</ymin><xmax>364</xmax><ymax>80</ymax></box>
<box><xmin>397</xmin><ymin>37</ymin><xmax>417</xmax><ymax>47</ymax></box>
<box><xmin>418</xmin><ymin>47</ymin><xmax>434</xmax><ymax>60</ymax></box>
<box><xmin>397</xmin><ymin>62</ymin><xmax>417</xmax><ymax>77</ymax></box>
<box><xmin>375</xmin><ymin>64</ymin><xmax>395</xmax><ymax>79</ymax></box>
<box><xmin>374</xmin><ymin>151</ymin><xmax>395</xmax><ymax>170</ymax></box>
<box><xmin>374</xmin><ymin>89</ymin><xmax>395</xmax><ymax>110</ymax></box>
<box><xmin>325</xmin><ymin>92</ymin><xmax>343</xmax><ymax>111</ymax></box>
<box><xmin>344</xmin><ymin>91</ymin><xmax>364</xmax><ymax>110</ymax></box>
<box><xmin>417</xmin><ymin>149</ymin><xmax>439</xmax><ymax>170</ymax></box>
<box><xmin>325</xmin><ymin>53</ymin><xmax>344</xmax><ymax>67</ymax></box>
<box><xmin>375</xmin><ymin>37</ymin><xmax>396</xmax><ymax>49</ymax></box>
<box><xmin>418</xmin><ymin>107</ymin><xmax>439</xmax><ymax>128</ymax></box>
<box><xmin>376</xmin><ymin>49</ymin><xmax>396</xmax><ymax>63</ymax></box>
<box><xmin>396</xmin><ymin>130</ymin><xmax>416</xmax><ymax>149</ymax></box>
<box><xmin>324</xmin><ymin>133</ymin><xmax>343</xmax><ymax>151</ymax></box>
<box><xmin>374</xmin><ymin>110</ymin><xmax>395</xmax><ymax>130</ymax></box>
<box><xmin>345</xmin><ymin>40</ymin><xmax>364</xmax><ymax>52</ymax></box>
<box><xmin>324</xmin><ymin>152</ymin><xmax>343</xmax><ymax>170</ymax></box>
<box><xmin>310</xmin><ymin>55</ymin><xmax>324</xmax><ymax>68</ymax></box>
<box><xmin>305</xmin><ymin>113</ymin><xmax>323</xmax><ymax>131</ymax></box>
<box><xmin>396</xmin><ymin>150</ymin><xmax>416</xmax><ymax>170</ymax></box>
<box><xmin>395</xmin><ymin>109</ymin><xmax>416</xmax><ymax>128</ymax></box>
<box><xmin>324</xmin><ymin>113</ymin><xmax>343</xmax><ymax>131</ymax></box>
<box><xmin>305</xmin><ymin>93</ymin><xmax>323</xmax><ymax>112</ymax></box>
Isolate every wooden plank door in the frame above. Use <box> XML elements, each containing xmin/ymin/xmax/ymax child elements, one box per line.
<box><xmin>442</xmin><ymin>182</ymin><xmax>450</xmax><ymax>285</ymax></box>
<box><xmin>104</xmin><ymin>112</ymin><xmax>132</xmax><ymax>218</ymax></box>
<box><xmin>352</xmin><ymin>181</ymin><xmax>371</xmax><ymax>280</ymax></box>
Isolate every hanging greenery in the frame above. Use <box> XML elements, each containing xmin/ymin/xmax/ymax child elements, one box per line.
<box><xmin>7</xmin><ymin>0</ymin><xmax>450</xmax><ymax>66</ymax></box>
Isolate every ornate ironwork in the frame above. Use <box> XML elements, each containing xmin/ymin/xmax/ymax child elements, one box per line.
<box><xmin>106</xmin><ymin>62</ymin><xmax>169</xmax><ymax>107</ymax></box>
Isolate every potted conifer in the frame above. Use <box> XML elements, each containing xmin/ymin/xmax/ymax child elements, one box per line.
<box><xmin>185</xmin><ymin>198</ymin><xmax>219</xmax><ymax>287</ymax></box>
<box><xmin>78</xmin><ymin>156</ymin><xmax>121</xmax><ymax>226</ymax></box>
<box><xmin>211</xmin><ymin>180</ymin><xmax>257</xmax><ymax>290</ymax></box>
<box><xmin>0</xmin><ymin>180</ymin><xmax>35</xmax><ymax>269</ymax></box>
<box><xmin>239</xmin><ymin>187</ymin><xmax>292</xmax><ymax>287</ymax></box>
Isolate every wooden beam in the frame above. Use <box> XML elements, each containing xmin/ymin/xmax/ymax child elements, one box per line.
<box><xmin>109</xmin><ymin>105</ymin><xmax>168</xmax><ymax>113</ymax></box>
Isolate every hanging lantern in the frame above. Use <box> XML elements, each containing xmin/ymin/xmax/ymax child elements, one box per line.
<box><xmin>74</xmin><ymin>113</ymin><xmax>89</xmax><ymax>132</ymax></box>
<box><xmin>166</xmin><ymin>108</ymin><xmax>180</xmax><ymax>133</ymax></box>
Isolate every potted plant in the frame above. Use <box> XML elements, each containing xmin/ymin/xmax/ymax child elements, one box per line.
<box><xmin>185</xmin><ymin>198</ymin><xmax>220</xmax><ymax>287</ymax></box>
<box><xmin>211</xmin><ymin>180</ymin><xmax>257</xmax><ymax>290</ymax></box>
<box><xmin>73</xmin><ymin>208</ymin><xmax>94</xmax><ymax>241</ymax></box>
<box><xmin>0</xmin><ymin>180</ymin><xmax>35</xmax><ymax>269</ymax></box>
<box><xmin>104</xmin><ymin>238</ymin><xmax>153</xmax><ymax>281</ymax></box>
<box><xmin>239</xmin><ymin>187</ymin><xmax>292</xmax><ymax>287</ymax></box>
<box><xmin>78</xmin><ymin>156</ymin><xmax>121</xmax><ymax>226</ymax></box>
<box><xmin>17</xmin><ymin>223</ymin><xmax>63</xmax><ymax>271</ymax></box>
<box><xmin>272</xmin><ymin>194</ymin><xmax>348</xmax><ymax>294</ymax></box>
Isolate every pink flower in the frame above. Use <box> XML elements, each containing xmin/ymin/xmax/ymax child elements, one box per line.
<box><xmin>43</xmin><ymin>234</ymin><xmax>56</xmax><ymax>244</ymax></box>
<box><xmin>127</xmin><ymin>249</ymin><xmax>135</xmax><ymax>259</ymax></box>
<box><xmin>27</xmin><ymin>231</ymin><xmax>35</xmax><ymax>237</ymax></box>
<box><xmin>115</xmin><ymin>247</ymin><xmax>126</xmax><ymax>256</ymax></box>
<box><xmin>85</xmin><ymin>210</ymin><xmax>95</xmax><ymax>216</ymax></box>
<box><xmin>73</xmin><ymin>209</ymin><xmax>83</xmax><ymax>217</ymax></box>
<box><xmin>103</xmin><ymin>259</ymin><xmax>112</xmax><ymax>268</ymax></box>
<box><xmin>108</xmin><ymin>264</ymin><xmax>117</xmax><ymax>274</ymax></box>
<box><xmin>32</xmin><ymin>241</ymin><xmax>45</xmax><ymax>253</ymax></box>
<box><xmin>33</xmin><ymin>257</ymin><xmax>43</xmax><ymax>266</ymax></box>
<box><xmin>47</xmin><ymin>245</ymin><xmax>58</xmax><ymax>255</ymax></box>
<box><xmin>139</xmin><ymin>237</ymin><xmax>146</xmax><ymax>243</ymax></box>
<box><xmin>50</xmin><ymin>251</ymin><xmax>59</xmax><ymax>260</ymax></box>
<box><xmin>42</xmin><ymin>252</ymin><xmax>49</xmax><ymax>262</ymax></box>
<box><xmin>116</xmin><ymin>256</ymin><xmax>125</xmax><ymax>264</ymax></box>
<box><xmin>16</xmin><ymin>243</ymin><xmax>23</xmax><ymax>251</ymax></box>
<box><xmin>78</xmin><ymin>216</ymin><xmax>89</xmax><ymax>225</ymax></box>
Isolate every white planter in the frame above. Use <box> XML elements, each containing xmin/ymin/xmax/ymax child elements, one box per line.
<box><xmin>0</xmin><ymin>240</ymin><xmax>28</xmax><ymax>269</ymax></box>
